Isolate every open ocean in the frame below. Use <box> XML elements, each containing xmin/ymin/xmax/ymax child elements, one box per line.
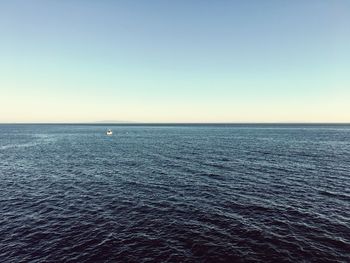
<box><xmin>0</xmin><ymin>124</ymin><xmax>349</xmax><ymax>262</ymax></box>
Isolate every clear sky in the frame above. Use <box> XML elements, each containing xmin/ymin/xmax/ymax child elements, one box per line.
<box><xmin>0</xmin><ymin>0</ymin><xmax>349</xmax><ymax>123</ymax></box>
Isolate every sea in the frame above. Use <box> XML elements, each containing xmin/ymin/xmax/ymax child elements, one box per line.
<box><xmin>0</xmin><ymin>124</ymin><xmax>349</xmax><ymax>262</ymax></box>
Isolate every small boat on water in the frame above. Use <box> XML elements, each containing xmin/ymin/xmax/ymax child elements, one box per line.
<box><xmin>106</xmin><ymin>129</ymin><xmax>113</xmax><ymax>136</ymax></box>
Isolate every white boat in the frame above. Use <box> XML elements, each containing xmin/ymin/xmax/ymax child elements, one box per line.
<box><xmin>106</xmin><ymin>129</ymin><xmax>113</xmax><ymax>136</ymax></box>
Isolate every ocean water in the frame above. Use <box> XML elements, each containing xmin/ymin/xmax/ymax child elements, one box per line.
<box><xmin>0</xmin><ymin>124</ymin><xmax>349</xmax><ymax>263</ymax></box>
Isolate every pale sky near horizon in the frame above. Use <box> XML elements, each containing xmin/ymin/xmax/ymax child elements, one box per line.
<box><xmin>0</xmin><ymin>0</ymin><xmax>349</xmax><ymax>123</ymax></box>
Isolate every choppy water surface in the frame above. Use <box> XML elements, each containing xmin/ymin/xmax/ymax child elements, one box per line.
<box><xmin>0</xmin><ymin>124</ymin><xmax>349</xmax><ymax>262</ymax></box>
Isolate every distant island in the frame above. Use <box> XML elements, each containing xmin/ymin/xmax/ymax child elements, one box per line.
<box><xmin>94</xmin><ymin>120</ymin><xmax>135</xmax><ymax>124</ymax></box>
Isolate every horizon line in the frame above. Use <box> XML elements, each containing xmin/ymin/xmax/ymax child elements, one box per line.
<box><xmin>1</xmin><ymin>122</ymin><xmax>350</xmax><ymax>125</ymax></box>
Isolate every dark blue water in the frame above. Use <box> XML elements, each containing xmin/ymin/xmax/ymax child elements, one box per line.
<box><xmin>1</xmin><ymin>124</ymin><xmax>349</xmax><ymax>262</ymax></box>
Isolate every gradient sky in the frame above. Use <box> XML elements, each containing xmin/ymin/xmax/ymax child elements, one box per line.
<box><xmin>0</xmin><ymin>0</ymin><xmax>349</xmax><ymax>123</ymax></box>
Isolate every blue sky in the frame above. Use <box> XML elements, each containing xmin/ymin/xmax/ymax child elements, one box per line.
<box><xmin>0</xmin><ymin>0</ymin><xmax>349</xmax><ymax>122</ymax></box>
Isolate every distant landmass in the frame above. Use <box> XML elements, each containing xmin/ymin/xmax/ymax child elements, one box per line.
<box><xmin>94</xmin><ymin>120</ymin><xmax>135</xmax><ymax>124</ymax></box>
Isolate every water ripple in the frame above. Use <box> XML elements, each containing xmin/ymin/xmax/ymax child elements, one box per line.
<box><xmin>0</xmin><ymin>124</ymin><xmax>349</xmax><ymax>262</ymax></box>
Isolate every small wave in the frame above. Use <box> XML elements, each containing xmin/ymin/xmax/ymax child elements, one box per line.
<box><xmin>0</xmin><ymin>142</ymin><xmax>40</xmax><ymax>150</ymax></box>
<box><xmin>0</xmin><ymin>136</ymin><xmax>56</xmax><ymax>150</ymax></box>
